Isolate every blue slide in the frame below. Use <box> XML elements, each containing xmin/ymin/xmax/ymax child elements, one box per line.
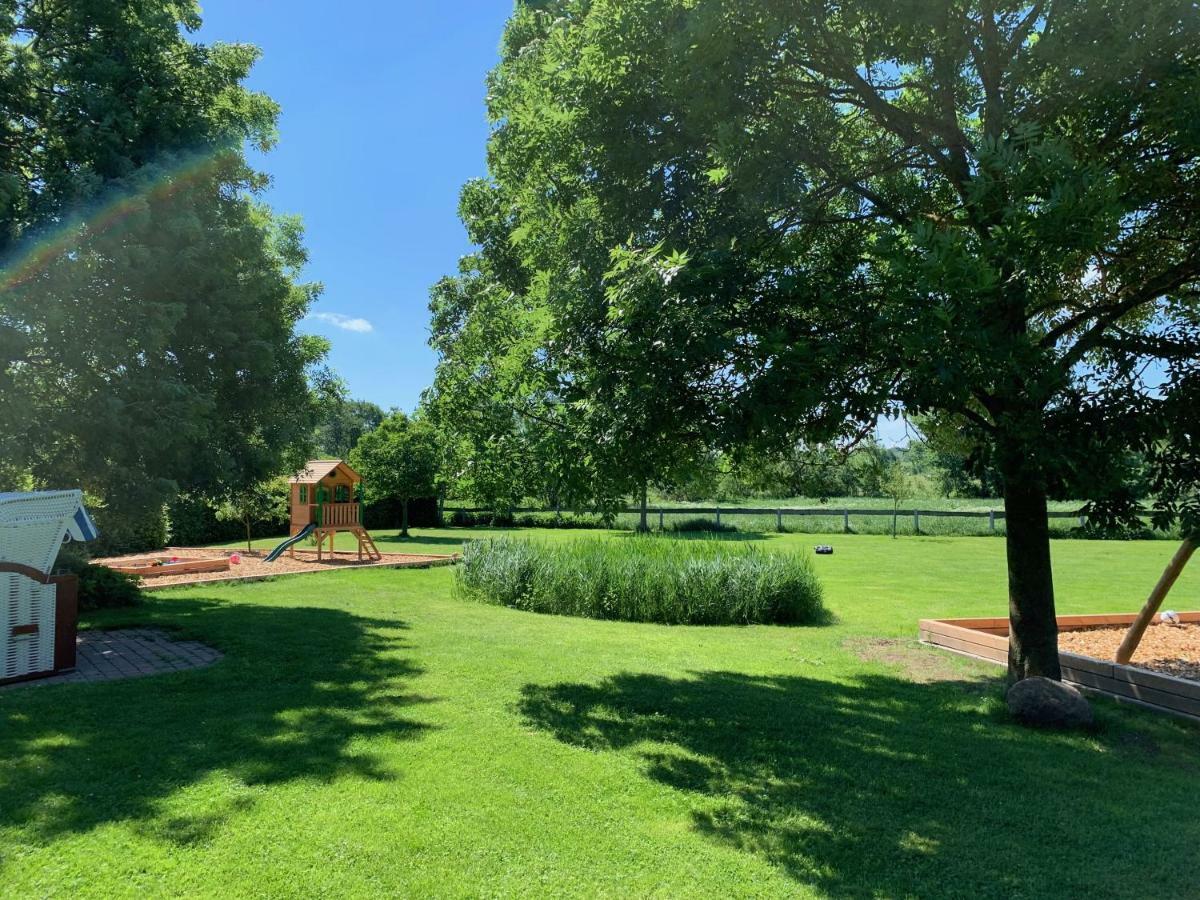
<box><xmin>264</xmin><ymin>523</ymin><xmax>316</xmax><ymax>563</ymax></box>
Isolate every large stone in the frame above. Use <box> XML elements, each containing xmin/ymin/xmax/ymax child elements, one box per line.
<box><xmin>1007</xmin><ymin>676</ymin><xmax>1094</xmax><ymax>729</ymax></box>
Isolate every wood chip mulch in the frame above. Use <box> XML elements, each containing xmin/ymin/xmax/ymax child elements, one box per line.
<box><xmin>95</xmin><ymin>546</ymin><xmax>458</xmax><ymax>589</ymax></box>
<box><xmin>1058</xmin><ymin>623</ymin><xmax>1200</xmax><ymax>682</ymax></box>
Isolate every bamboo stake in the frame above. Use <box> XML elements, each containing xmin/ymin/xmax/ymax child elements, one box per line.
<box><xmin>1115</xmin><ymin>538</ymin><xmax>1195</xmax><ymax>665</ymax></box>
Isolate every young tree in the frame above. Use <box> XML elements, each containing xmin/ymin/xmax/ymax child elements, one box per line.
<box><xmin>0</xmin><ymin>1</ymin><xmax>329</xmax><ymax>534</ymax></box>
<box><xmin>465</xmin><ymin>0</ymin><xmax>1200</xmax><ymax>682</ymax></box>
<box><xmin>350</xmin><ymin>413</ymin><xmax>439</xmax><ymax>538</ymax></box>
<box><xmin>215</xmin><ymin>478</ymin><xmax>290</xmax><ymax>552</ymax></box>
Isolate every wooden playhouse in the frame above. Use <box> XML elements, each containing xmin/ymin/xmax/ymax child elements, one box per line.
<box><xmin>288</xmin><ymin>460</ymin><xmax>381</xmax><ymax>561</ymax></box>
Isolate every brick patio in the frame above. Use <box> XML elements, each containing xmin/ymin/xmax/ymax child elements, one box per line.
<box><xmin>2</xmin><ymin>628</ymin><xmax>222</xmax><ymax>688</ymax></box>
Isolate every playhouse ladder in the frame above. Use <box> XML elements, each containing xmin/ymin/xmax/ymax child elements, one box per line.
<box><xmin>354</xmin><ymin>528</ymin><xmax>382</xmax><ymax>561</ymax></box>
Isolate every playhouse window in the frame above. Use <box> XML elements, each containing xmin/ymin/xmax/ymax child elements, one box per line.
<box><xmin>334</xmin><ymin>485</ymin><xmax>351</xmax><ymax>503</ymax></box>
<box><xmin>299</xmin><ymin>485</ymin><xmax>308</xmax><ymax>504</ymax></box>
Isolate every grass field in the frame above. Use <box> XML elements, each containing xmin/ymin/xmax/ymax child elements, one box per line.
<box><xmin>4</xmin><ymin>529</ymin><xmax>1199</xmax><ymax>897</ymax></box>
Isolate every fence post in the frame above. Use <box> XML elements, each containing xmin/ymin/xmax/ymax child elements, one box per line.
<box><xmin>715</xmin><ymin>507</ymin><xmax>721</xmax><ymax>528</ymax></box>
<box><xmin>988</xmin><ymin>510</ymin><xmax>996</xmax><ymax>532</ymax></box>
<box><xmin>776</xmin><ymin>508</ymin><xmax>783</xmax><ymax>531</ymax></box>
<box><xmin>843</xmin><ymin>509</ymin><xmax>850</xmax><ymax>533</ymax></box>
<box><xmin>1078</xmin><ymin>514</ymin><xmax>1086</xmax><ymax>528</ymax></box>
<box><xmin>914</xmin><ymin>510</ymin><xmax>920</xmax><ymax>533</ymax></box>
<box><xmin>659</xmin><ymin>508</ymin><xmax>664</xmax><ymax>531</ymax></box>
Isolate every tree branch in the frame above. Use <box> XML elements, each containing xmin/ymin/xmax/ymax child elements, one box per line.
<box><xmin>1049</xmin><ymin>257</ymin><xmax>1200</xmax><ymax>365</ymax></box>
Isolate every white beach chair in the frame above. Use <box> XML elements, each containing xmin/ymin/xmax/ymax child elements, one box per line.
<box><xmin>0</xmin><ymin>491</ymin><xmax>98</xmax><ymax>682</ymax></box>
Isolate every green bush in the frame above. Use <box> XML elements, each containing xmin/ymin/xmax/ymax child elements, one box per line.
<box><xmin>456</xmin><ymin>537</ymin><xmax>828</xmax><ymax>626</ymax></box>
<box><xmin>75</xmin><ymin>564</ymin><xmax>143</xmax><ymax>612</ymax></box>
<box><xmin>514</xmin><ymin>512</ymin><xmax>610</xmax><ymax>530</ymax></box>
<box><xmin>669</xmin><ymin>516</ymin><xmax>737</xmax><ymax>533</ymax></box>
<box><xmin>54</xmin><ymin>544</ymin><xmax>143</xmax><ymax>611</ymax></box>
<box><xmin>449</xmin><ymin>510</ymin><xmax>614</xmax><ymax>529</ymax></box>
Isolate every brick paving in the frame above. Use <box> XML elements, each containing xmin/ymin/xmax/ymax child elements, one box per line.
<box><xmin>2</xmin><ymin>628</ymin><xmax>221</xmax><ymax>689</ymax></box>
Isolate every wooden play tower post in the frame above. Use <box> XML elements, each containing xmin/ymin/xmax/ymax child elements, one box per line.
<box><xmin>1115</xmin><ymin>537</ymin><xmax>1195</xmax><ymax>664</ymax></box>
<box><xmin>288</xmin><ymin>460</ymin><xmax>381</xmax><ymax>562</ymax></box>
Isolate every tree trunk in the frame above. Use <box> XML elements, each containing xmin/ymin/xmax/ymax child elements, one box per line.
<box><xmin>245</xmin><ymin>517</ymin><xmax>253</xmax><ymax>553</ymax></box>
<box><xmin>1003</xmin><ymin>473</ymin><xmax>1061</xmax><ymax>682</ymax></box>
<box><xmin>637</xmin><ymin>481</ymin><xmax>649</xmax><ymax>532</ymax></box>
<box><xmin>401</xmin><ymin>499</ymin><xmax>410</xmax><ymax>538</ymax></box>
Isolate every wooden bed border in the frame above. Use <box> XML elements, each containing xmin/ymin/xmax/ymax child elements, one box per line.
<box><xmin>919</xmin><ymin>613</ymin><xmax>1200</xmax><ymax>721</ymax></box>
<box><xmin>137</xmin><ymin>554</ymin><xmax>461</xmax><ymax>591</ymax></box>
<box><xmin>106</xmin><ymin>557</ymin><xmax>231</xmax><ymax>578</ymax></box>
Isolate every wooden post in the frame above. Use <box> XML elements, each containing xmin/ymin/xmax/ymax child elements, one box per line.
<box><xmin>51</xmin><ymin>573</ymin><xmax>78</xmax><ymax>673</ymax></box>
<box><xmin>843</xmin><ymin>509</ymin><xmax>850</xmax><ymax>533</ymax></box>
<box><xmin>715</xmin><ymin>507</ymin><xmax>721</xmax><ymax>528</ymax></box>
<box><xmin>988</xmin><ymin>509</ymin><xmax>996</xmax><ymax>532</ymax></box>
<box><xmin>659</xmin><ymin>508</ymin><xmax>664</xmax><ymax>531</ymax></box>
<box><xmin>1115</xmin><ymin>538</ymin><xmax>1195</xmax><ymax>664</ymax></box>
<box><xmin>913</xmin><ymin>510</ymin><xmax>920</xmax><ymax>533</ymax></box>
<box><xmin>776</xmin><ymin>508</ymin><xmax>783</xmax><ymax>531</ymax></box>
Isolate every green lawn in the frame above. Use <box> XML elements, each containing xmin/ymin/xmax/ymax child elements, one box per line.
<box><xmin>4</xmin><ymin>530</ymin><xmax>1199</xmax><ymax>897</ymax></box>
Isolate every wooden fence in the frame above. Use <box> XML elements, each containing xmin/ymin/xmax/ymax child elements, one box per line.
<box><xmin>446</xmin><ymin>505</ymin><xmax>1092</xmax><ymax>534</ymax></box>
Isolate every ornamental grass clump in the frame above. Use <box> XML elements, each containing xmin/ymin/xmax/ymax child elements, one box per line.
<box><xmin>456</xmin><ymin>537</ymin><xmax>827</xmax><ymax>625</ymax></box>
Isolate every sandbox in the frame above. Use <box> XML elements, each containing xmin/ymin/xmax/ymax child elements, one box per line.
<box><xmin>97</xmin><ymin>546</ymin><xmax>459</xmax><ymax>589</ymax></box>
<box><xmin>105</xmin><ymin>555</ymin><xmax>231</xmax><ymax>578</ymax></box>
<box><xmin>920</xmin><ymin>612</ymin><xmax>1200</xmax><ymax>721</ymax></box>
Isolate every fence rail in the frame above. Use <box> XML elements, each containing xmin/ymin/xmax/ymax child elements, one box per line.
<box><xmin>445</xmin><ymin>504</ymin><xmax>1096</xmax><ymax>533</ymax></box>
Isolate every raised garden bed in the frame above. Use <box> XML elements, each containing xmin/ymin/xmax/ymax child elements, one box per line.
<box><xmin>919</xmin><ymin>612</ymin><xmax>1200</xmax><ymax>721</ymax></box>
<box><xmin>105</xmin><ymin>556</ymin><xmax>231</xmax><ymax>578</ymax></box>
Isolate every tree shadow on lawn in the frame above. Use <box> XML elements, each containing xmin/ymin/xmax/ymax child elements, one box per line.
<box><xmin>0</xmin><ymin>599</ymin><xmax>433</xmax><ymax>848</ymax></box>
<box><xmin>519</xmin><ymin>670</ymin><xmax>1200</xmax><ymax>898</ymax></box>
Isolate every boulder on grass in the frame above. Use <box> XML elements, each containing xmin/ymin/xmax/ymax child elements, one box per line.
<box><xmin>1007</xmin><ymin>676</ymin><xmax>1094</xmax><ymax>729</ymax></box>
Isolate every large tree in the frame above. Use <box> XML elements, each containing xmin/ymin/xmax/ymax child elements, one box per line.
<box><xmin>0</xmin><ymin>1</ymin><xmax>329</xmax><ymax>525</ymax></box>
<box><xmin>449</xmin><ymin>0</ymin><xmax>1200</xmax><ymax>680</ymax></box>
<box><xmin>315</xmin><ymin>395</ymin><xmax>385</xmax><ymax>458</ymax></box>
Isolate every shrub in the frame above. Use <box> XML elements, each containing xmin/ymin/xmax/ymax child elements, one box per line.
<box><xmin>75</xmin><ymin>564</ymin><xmax>143</xmax><ymax>612</ymax></box>
<box><xmin>456</xmin><ymin>537</ymin><xmax>827</xmax><ymax>625</ymax></box>
<box><xmin>54</xmin><ymin>545</ymin><xmax>143</xmax><ymax>611</ymax></box>
<box><xmin>449</xmin><ymin>509</ymin><xmax>487</xmax><ymax>527</ymax></box>
<box><xmin>514</xmin><ymin>512</ymin><xmax>610</xmax><ymax>530</ymax></box>
<box><xmin>669</xmin><ymin>516</ymin><xmax>737</xmax><ymax>533</ymax></box>
<box><xmin>90</xmin><ymin>502</ymin><xmax>169</xmax><ymax>556</ymax></box>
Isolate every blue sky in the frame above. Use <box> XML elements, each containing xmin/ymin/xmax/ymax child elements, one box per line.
<box><xmin>196</xmin><ymin>1</ymin><xmax>513</xmax><ymax>413</ymax></box>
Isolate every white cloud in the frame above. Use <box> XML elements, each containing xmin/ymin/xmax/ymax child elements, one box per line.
<box><xmin>308</xmin><ymin>312</ymin><xmax>374</xmax><ymax>334</ymax></box>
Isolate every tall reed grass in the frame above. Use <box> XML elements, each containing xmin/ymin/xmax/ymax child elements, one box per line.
<box><xmin>456</xmin><ymin>536</ymin><xmax>828</xmax><ymax>625</ymax></box>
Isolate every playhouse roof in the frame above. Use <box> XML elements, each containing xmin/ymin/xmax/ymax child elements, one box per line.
<box><xmin>290</xmin><ymin>459</ymin><xmax>361</xmax><ymax>485</ymax></box>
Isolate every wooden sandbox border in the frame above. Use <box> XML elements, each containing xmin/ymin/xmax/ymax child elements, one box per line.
<box><xmin>136</xmin><ymin>548</ymin><xmax>460</xmax><ymax>592</ymax></box>
<box><xmin>919</xmin><ymin>613</ymin><xmax>1200</xmax><ymax>721</ymax></box>
<box><xmin>107</xmin><ymin>556</ymin><xmax>231</xmax><ymax>578</ymax></box>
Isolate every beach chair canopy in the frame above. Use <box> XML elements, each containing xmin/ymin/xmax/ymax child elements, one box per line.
<box><xmin>0</xmin><ymin>490</ymin><xmax>99</xmax><ymax>574</ymax></box>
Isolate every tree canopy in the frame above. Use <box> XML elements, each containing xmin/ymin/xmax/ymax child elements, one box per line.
<box><xmin>315</xmin><ymin>395</ymin><xmax>385</xmax><ymax>458</ymax></box>
<box><xmin>350</xmin><ymin>411</ymin><xmax>439</xmax><ymax>537</ymax></box>
<box><xmin>433</xmin><ymin>0</ymin><xmax>1200</xmax><ymax>680</ymax></box>
<box><xmin>0</xmin><ymin>0</ymin><xmax>330</xmax><ymax>530</ymax></box>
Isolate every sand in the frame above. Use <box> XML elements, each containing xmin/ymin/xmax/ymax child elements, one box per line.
<box><xmin>95</xmin><ymin>546</ymin><xmax>458</xmax><ymax>589</ymax></box>
<box><xmin>1058</xmin><ymin>622</ymin><xmax>1200</xmax><ymax>681</ymax></box>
